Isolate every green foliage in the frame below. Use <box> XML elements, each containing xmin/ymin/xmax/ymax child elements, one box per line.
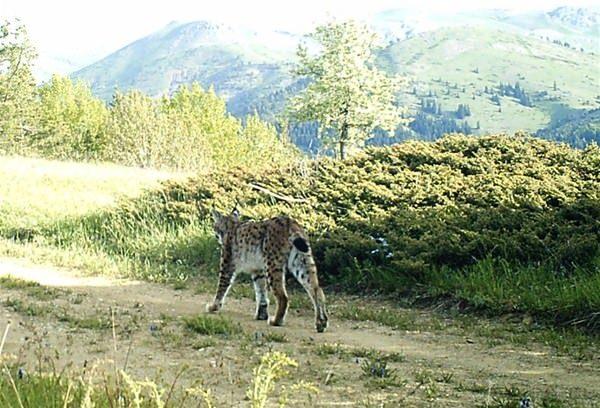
<box><xmin>35</xmin><ymin>75</ymin><xmax>109</xmax><ymax>160</ymax></box>
<box><xmin>536</xmin><ymin>108</ymin><xmax>600</xmax><ymax>148</ymax></box>
<box><xmin>159</xmin><ymin>84</ymin><xmax>238</xmax><ymax>170</ymax></box>
<box><xmin>0</xmin><ymin>19</ymin><xmax>37</xmax><ymax>154</ymax></box>
<box><xmin>425</xmin><ymin>258</ymin><xmax>600</xmax><ymax>330</ymax></box>
<box><xmin>92</xmin><ymin>83</ymin><xmax>298</xmax><ymax>171</ymax></box>
<box><xmin>1</xmin><ymin>68</ymin><xmax>297</xmax><ymax>172</ymax></box>
<box><xmin>105</xmin><ymin>89</ymin><xmax>176</xmax><ymax>169</ymax></box>
<box><xmin>289</xmin><ymin>20</ymin><xmax>404</xmax><ymax>158</ymax></box>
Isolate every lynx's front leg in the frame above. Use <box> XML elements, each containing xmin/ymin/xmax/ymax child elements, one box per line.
<box><xmin>206</xmin><ymin>258</ymin><xmax>236</xmax><ymax>313</ymax></box>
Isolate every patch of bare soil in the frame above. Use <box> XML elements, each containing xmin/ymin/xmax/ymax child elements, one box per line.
<box><xmin>1</xmin><ymin>258</ymin><xmax>598</xmax><ymax>407</ymax></box>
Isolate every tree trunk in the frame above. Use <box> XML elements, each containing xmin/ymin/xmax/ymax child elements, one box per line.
<box><xmin>339</xmin><ymin>122</ymin><xmax>348</xmax><ymax>160</ymax></box>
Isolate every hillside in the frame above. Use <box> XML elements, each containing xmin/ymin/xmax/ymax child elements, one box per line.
<box><xmin>379</xmin><ymin>26</ymin><xmax>600</xmax><ymax>135</ymax></box>
<box><xmin>72</xmin><ymin>21</ymin><xmax>299</xmax><ymax>111</ymax></box>
<box><xmin>536</xmin><ymin>108</ymin><xmax>600</xmax><ymax>148</ymax></box>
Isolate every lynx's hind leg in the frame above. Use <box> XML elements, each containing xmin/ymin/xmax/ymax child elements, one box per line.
<box><xmin>289</xmin><ymin>247</ymin><xmax>328</xmax><ymax>333</ymax></box>
<box><xmin>252</xmin><ymin>272</ymin><xmax>269</xmax><ymax>320</ymax></box>
<box><xmin>267</xmin><ymin>263</ymin><xmax>288</xmax><ymax>327</ymax></box>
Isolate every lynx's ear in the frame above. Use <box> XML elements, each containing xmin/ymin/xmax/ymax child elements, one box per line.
<box><xmin>212</xmin><ymin>209</ymin><xmax>223</xmax><ymax>223</ymax></box>
<box><xmin>231</xmin><ymin>207</ymin><xmax>240</xmax><ymax>221</ymax></box>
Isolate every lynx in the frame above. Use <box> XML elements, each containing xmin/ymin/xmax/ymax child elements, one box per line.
<box><xmin>206</xmin><ymin>209</ymin><xmax>328</xmax><ymax>333</ymax></box>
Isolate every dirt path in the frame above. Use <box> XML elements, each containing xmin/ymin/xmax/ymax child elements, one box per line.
<box><xmin>1</xmin><ymin>257</ymin><xmax>598</xmax><ymax>407</ymax></box>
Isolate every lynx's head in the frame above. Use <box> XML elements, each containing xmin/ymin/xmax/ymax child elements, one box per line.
<box><xmin>211</xmin><ymin>208</ymin><xmax>240</xmax><ymax>245</ymax></box>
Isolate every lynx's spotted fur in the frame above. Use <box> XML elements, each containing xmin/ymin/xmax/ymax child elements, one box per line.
<box><xmin>207</xmin><ymin>209</ymin><xmax>328</xmax><ymax>333</ymax></box>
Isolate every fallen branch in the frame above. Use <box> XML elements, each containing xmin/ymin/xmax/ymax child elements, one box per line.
<box><xmin>248</xmin><ymin>182</ymin><xmax>309</xmax><ymax>204</ymax></box>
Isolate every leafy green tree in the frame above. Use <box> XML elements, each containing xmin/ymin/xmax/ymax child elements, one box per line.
<box><xmin>105</xmin><ymin>90</ymin><xmax>170</xmax><ymax>168</ymax></box>
<box><xmin>0</xmin><ymin>19</ymin><xmax>37</xmax><ymax>153</ymax></box>
<box><xmin>238</xmin><ymin>113</ymin><xmax>298</xmax><ymax>170</ymax></box>
<box><xmin>161</xmin><ymin>83</ymin><xmax>239</xmax><ymax>170</ymax></box>
<box><xmin>35</xmin><ymin>75</ymin><xmax>108</xmax><ymax>160</ymax></box>
<box><xmin>288</xmin><ymin>20</ymin><xmax>404</xmax><ymax>159</ymax></box>
<box><xmin>105</xmin><ymin>84</ymin><xmax>297</xmax><ymax>172</ymax></box>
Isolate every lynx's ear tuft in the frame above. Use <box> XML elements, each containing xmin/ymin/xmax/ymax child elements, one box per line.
<box><xmin>231</xmin><ymin>207</ymin><xmax>240</xmax><ymax>220</ymax></box>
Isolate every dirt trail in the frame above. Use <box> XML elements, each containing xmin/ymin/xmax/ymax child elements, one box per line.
<box><xmin>1</xmin><ymin>257</ymin><xmax>598</xmax><ymax>406</ymax></box>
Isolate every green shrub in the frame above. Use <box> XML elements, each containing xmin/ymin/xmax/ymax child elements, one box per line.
<box><xmin>131</xmin><ymin>134</ymin><xmax>598</xmax><ymax>274</ymax></box>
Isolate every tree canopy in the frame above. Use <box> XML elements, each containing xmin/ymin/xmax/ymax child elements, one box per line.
<box><xmin>0</xmin><ymin>19</ymin><xmax>37</xmax><ymax>153</ymax></box>
<box><xmin>288</xmin><ymin>20</ymin><xmax>405</xmax><ymax>159</ymax></box>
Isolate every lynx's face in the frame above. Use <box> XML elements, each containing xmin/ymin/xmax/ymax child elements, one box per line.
<box><xmin>212</xmin><ymin>209</ymin><xmax>239</xmax><ymax>245</ymax></box>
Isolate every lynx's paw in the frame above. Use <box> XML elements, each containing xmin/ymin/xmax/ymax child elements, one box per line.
<box><xmin>206</xmin><ymin>303</ymin><xmax>220</xmax><ymax>313</ymax></box>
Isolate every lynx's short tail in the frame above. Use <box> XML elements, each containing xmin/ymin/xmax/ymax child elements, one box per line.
<box><xmin>290</xmin><ymin>235</ymin><xmax>309</xmax><ymax>253</ymax></box>
<box><xmin>288</xmin><ymin>222</ymin><xmax>310</xmax><ymax>253</ymax></box>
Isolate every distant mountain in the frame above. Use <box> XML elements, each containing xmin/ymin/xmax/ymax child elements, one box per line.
<box><xmin>71</xmin><ymin>7</ymin><xmax>600</xmax><ymax>148</ymax></box>
<box><xmin>378</xmin><ymin>26</ymin><xmax>599</xmax><ymax>135</ymax></box>
<box><xmin>374</xmin><ymin>6</ymin><xmax>599</xmax><ymax>52</ymax></box>
<box><xmin>72</xmin><ymin>21</ymin><xmax>301</xmax><ymax>109</ymax></box>
<box><xmin>547</xmin><ymin>6</ymin><xmax>599</xmax><ymax>33</ymax></box>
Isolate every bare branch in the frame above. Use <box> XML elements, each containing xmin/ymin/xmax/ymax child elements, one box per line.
<box><xmin>248</xmin><ymin>182</ymin><xmax>309</xmax><ymax>204</ymax></box>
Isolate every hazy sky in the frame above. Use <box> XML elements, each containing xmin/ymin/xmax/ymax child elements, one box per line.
<box><xmin>1</xmin><ymin>0</ymin><xmax>598</xmax><ymax>64</ymax></box>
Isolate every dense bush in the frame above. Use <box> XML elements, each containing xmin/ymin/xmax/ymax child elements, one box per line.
<box><xmin>144</xmin><ymin>134</ymin><xmax>598</xmax><ymax>273</ymax></box>
<box><xmin>86</xmin><ymin>134</ymin><xmax>598</xmax><ymax>326</ymax></box>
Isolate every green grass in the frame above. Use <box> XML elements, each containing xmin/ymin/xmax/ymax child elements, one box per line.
<box><xmin>0</xmin><ymin>367</ymin><xmax>83</xmax><ymax>408</ymax></box>
<box><xmin>424</xmin><ymin>258</ymin><xmax>600</xmax><ymax>331</ymax></box>
<box><xmin>335</xmin><ymin>303</ymin><xmax>422</xmax><ymax>331</ymax></box>
<box><xmin>314</xmin><ymin>343</ymin><xmax>405</xmax><ymax>364</ymax></box>
<box><xmin>0</xmin><ymin>351</ymin><xmax>303</xmax><ymax>407</ymax></box>
<box><xmin>0</xmin><ymin>276</ymin><xmax>39</xmax><ymax>289</ymax></box>
<box><xmin>334</xmin><ymin>298</ymin><xmax>598</xmax><ymax>359</ymax></box>
<box><xmin>0</xmin><ymin>155</ymin><xmax>217</xmax><ymax>283</ymax></box>
<box><xmin>0</xmin><ymin>276</ymin><xmax>66</xmax><ymax>301</ymax></box>
<box><xmin>183</xmin><ymin>314</ymin><xmax>242</xmax><ymax>337</ymax></box>
<box><xmin>2</xmin><ymin>298</ymin><xmax>50</xmax><ymax>317</ymax></box>
<box><xmin>0</xmin><ymin>155</ymin><xmax>174</xmax><ymax>229</ymax></box>
<box><xmin>262</xmin><ymin>331</ymin><xmax>288</xmax><ymax>343</ymax></box>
